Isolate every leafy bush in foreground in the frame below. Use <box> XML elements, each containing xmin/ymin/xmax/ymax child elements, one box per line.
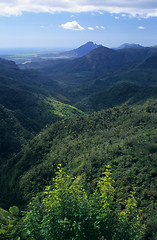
<box><xmin>23</xmin><ymin>165</ymin><xmax>144</xmax><ymax>240</ymax></box>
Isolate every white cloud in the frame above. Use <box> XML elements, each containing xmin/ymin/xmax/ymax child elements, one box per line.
<box><xmin>114</xmin><ymin>16</ymin><xmax>119</xmax><ymax>19</ymax></box>
<box><xmin>98</xmin><ymin>11</ymin><xmax>104</xmax><ymax>15</ymax></box>
<box><xmin>138</xmin><ymin>26</ymin><xmax>145</xmax><ymax>29</ymax></box>
<box><xmin>100</xmin><ymin>26</ymin><xmax>105</xmax><ymax>29</ymax></box>
<box><xmin>0</xmin><ymin>0</ymin><xmax>157</xmax><ymax>17</ymax></box>
<box><xmin>88</xmin><ymin>27</ymin><xmax>94</xmax><ymax>30</ymax></box>
<box><xmin>61</xmin><ymin>21</ymin><xmax>84</xmax><ymax>30</ymax></box>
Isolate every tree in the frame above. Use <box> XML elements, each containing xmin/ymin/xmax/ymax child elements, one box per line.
<box><xmin>23</xmin><ymin>165</ymin><xmax>144</xmax><ymax>240</ymax></box>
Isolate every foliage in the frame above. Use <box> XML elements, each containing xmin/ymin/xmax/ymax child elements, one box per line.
<box><xmin>23</xmin><ymin>165</ymin><xmax>144</xmax><ymax>240</ymax></box>
<box><xmin>0</xmin><ymin>206</ymin><xmax>21</xmax><ymax>239</ymax></box>
<box><xmin>0</xmin><ymin>55</ymin><xmax>157</xmax><ymax>239</ymax></box>
<box><xmin>0</xmin><ymin>100</ymin><xmax>156</xmax><ymax>238</ymax></box>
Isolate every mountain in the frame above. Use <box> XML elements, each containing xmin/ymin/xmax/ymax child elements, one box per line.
<box><xmin>62</xmin><ymin>41</ymin><xmax>102</xmax><ymax>57</ymax></box>
<box><xmin>116</xmin><ymin>43</ymin><xmax>144</xmax><ymax>49</ymax></box>
<box><xmin>32</xmin><ymin>46</ymin><xmax>157</xmax><ymax>108</ymax></box>
<box><xmin>19</xmin><ymin>45</ymin><xmax>157</xmax><ymax>96</ymax></box>
<box><xmin>38</xmin><ymin>45</ymin><xmax>157</xmax><ymax>85</ymax></box>
<box><xmin>19</xmin><ymin>41</ymin><xmax>101</xmax><ymax>70</ymax></box>
<box><xmin>0</xmin><ymin>100</ymin><xmax>156</xmax><ymax>239</ymax></box>
<box><xmin>17</xmin><ymin>46</ymin><xmax>157</xmax><ymax>113</ymax></box>
<box><xmin>74</xmin><ymin>55</ymin><xmax>157</xmax><ymax>111</ymax></box>
<box><xmin>18</xmin><ymin>42</ymin><xmax>101</xmax><ymax>69</ymax></box>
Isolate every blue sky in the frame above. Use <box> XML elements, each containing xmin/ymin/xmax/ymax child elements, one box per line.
<box><xmin>0</xmin><ymin>0</ymin><xmax>157</xmax><ymax>49</ymax></box>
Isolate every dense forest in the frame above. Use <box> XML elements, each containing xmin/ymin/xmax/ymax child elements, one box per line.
<box><xmin>0</xmin><ymin>43</ymin><xmax>157</xmax><ymax>239</ymax></box>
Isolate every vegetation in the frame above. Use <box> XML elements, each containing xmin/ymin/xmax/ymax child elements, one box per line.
<box><xmin>0</xmin><ymin>206</ymin><xmax>21</xmax><ymax>239</ymax></box>
<box><xmin>0</xmin><ymin>57</ymin><xmax>83</xmax><ymax>168</ymax></box>
<box><xmin>76</xmin><ymin>82</ymin><xmax>157</xmax><ymax>112</ymax></box>
<box><xmin>0</xmin><ymin>47</ymin><xmax>157</xmax><ymax>239</ymax></box>
<box><xmin>0</xmin><ymin>165</ymin><xmax>144</xmax><ymax>240</ymax></box>
<box><xmin>0</xmin><ymin>104</ymin><xmax>31</xmax><ymax>164</ymax></box>
<box><xmin>32</xmin><ymin>51</ymin><xmax>157</xmax><ymax>111</ymax></box>
<box><xmin>0</xmin><ymin>99</ymin><xmax>156</xmax><ymax>238</ymax></box>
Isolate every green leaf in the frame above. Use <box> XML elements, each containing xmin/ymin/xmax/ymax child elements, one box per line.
<box><xmin>21</xmin><ymin>230</ymin><xmax>31</xmax><ymax>239</ymax></box>
<box><xmin>9</xmin><ymin>206</ymin><xmax>19</xmax><ymax>216</ymax></box>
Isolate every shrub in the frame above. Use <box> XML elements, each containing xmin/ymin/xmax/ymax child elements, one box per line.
<box><xmin>23</xmin><ymin>165</ymin><xmax>144</xmax><ymax>240</ymax></box>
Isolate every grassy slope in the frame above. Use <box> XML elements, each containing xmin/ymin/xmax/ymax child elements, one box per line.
<box><xmin>1</xmin><ymin>99</ymin><xmax>156</xmax><ymax>238</ymax></box>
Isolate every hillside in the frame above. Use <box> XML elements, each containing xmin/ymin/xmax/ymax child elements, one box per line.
<box><xmin>76</xmin><ymin>82</ymin><xmax>157</xmax><ymax>112</ymax></box>
<box><xmin>44</xmin><ymin>54</ymin><xmax>157</xmax><ymax>111</ymax></box>
<box><xmin>0</xmin><ymin>58</ymin><xmax>84</xmax><ymax>167</ymax></box>
<box><xmin>35</xmin><ymin>45</ymin><xmax>157</xmax><ymax>86</ymax></box>
<box><xmin>24</xmin><ymin>45</ymin><xmax>157</xmax><ymax>111</ymax></box>
<box><xmin>17</xmin><ymin>45</ymin><xmax>157</xmax><ymax>112</ymax></box>
<box><xmin>100</xmin><ymin>55</ymin><xmax>157</xmax><ymax>87</ymax></box>
<box><xmin>0</xmin><ymin>104</ymin><xmax>31</xmax><ymax>164</ymax></box>
<box><xmin>0</xmin><ymin>99</ymin><xmax>156</xmax><ymax>239</ymax></box>
<box><xmin>0</xmin><ymin>58</ymin><xmax>83</xmax><ymax>126</ymax></box>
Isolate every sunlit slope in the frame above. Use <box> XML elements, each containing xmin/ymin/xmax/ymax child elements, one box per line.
<box><xmin>1</xmin><ymin>100</ymin><xmax>156</xmax><ymax>237</ymax></box>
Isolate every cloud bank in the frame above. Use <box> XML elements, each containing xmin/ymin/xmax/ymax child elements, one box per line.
<box><xmin>0</xmin><ymin>0</ymin><xmax>157</xmax><ymax>17</ymax></box>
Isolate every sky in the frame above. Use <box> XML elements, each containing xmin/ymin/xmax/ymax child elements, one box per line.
<box><xmin>0</xmin><ymin>0</ymin><xmax>157</xmax><ymax>49</ymax></box>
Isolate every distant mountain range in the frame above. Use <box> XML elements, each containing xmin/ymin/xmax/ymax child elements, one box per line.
<box><xmin>19</xmin><ymin>41</ymin><xmax>101</xmax><ymax>68</ymax></box>
<box><xmin>116</xmin><ymin>43</ymin><xmax>144</xmax><ymax>49</ymax></box>
<box><xmin>10</xmin><ymin>41</ymin><xmax>156</xmax><ymax>68</ymax></box>
<box><xmin>35</xmin><ymin>44</ymin><xmax>157</xmax><ymax>83</ymax></box>
<box><xmin>18</xmin><ymin>42</ymin><xmax>157</xmax><ymax>111</ymax></box>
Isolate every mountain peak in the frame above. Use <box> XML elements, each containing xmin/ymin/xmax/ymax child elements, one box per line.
<box><xmin>80</xmin><ymin>41</ymin><xmax>100</xmax><ymax>47</ymax></box>
<box><xmin>73</xmin><ymin>41</ymin><xmax>102</xmax><ymax>57</ymax></box>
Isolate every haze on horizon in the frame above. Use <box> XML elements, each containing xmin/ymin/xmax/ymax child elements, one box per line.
<box><xmin>0</xmin><ymin>0</ymin><xmax>156</xmax><ymax>49</ymax></box>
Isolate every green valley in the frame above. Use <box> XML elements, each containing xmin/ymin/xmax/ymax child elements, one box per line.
<box><xmin>0</xmin><ymin>43</ymin><xmax>157</xmax><ymax>239</ymax></box>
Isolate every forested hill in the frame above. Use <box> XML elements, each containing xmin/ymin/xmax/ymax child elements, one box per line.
<box><xmin>1</xmin><ymin>99</ymin><xmax>156</xmax><ymax>239</ymax></box>
<box><xmin>24</xmin><ymin>47</ymin><xmax>157</xmax><ymax>111</ymax></box>
<box><xmin>33</xmin><ymin>45</ymin><xmax>157</xmax><ymax>84</ymax></box>
<box><xmin>0</xmin><ymin>57</ymin><xmax>84</xmax><ymax>166</ymax></box>
<box><xmin>0</xmin><ymin>104</ymin><xmax>31</xmax><ymax>165</ymax></box>
<box><xmin>76</xmin><ymin>54</ymin><xmax>157</xmax><ymax>111</ymax></box>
